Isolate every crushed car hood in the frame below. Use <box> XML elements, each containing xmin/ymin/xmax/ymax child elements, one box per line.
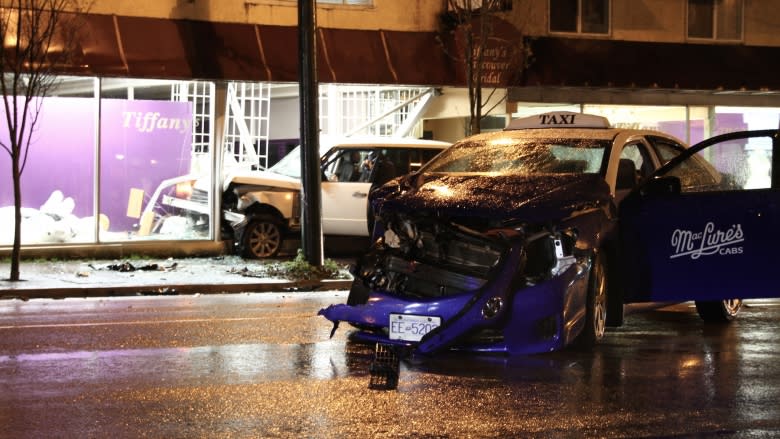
<box><xmin>373</xmin><ymin>173</ymin><xmax>611</xmax><ymax>222</ymax></box>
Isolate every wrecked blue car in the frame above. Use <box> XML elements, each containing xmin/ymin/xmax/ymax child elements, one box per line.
<box><xmin>320</xmin><ymin>111</ymin><xmax>780</xmax><ymax>355</ymax></box>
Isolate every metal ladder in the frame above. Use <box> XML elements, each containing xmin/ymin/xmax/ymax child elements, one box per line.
<box><xmin>223</xmin><ymin>82</ymin><xmax>271</xmax><ymax>170</ymax></box>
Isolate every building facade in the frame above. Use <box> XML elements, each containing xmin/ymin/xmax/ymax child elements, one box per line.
<box><xmin>1</xmin><ymin>0</ymin><xmax>778</xmax><ymax>258</ymax></box>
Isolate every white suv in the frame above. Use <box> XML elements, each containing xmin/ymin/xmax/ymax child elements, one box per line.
<box><xmin>222</xmin><ymin>137</ymin><xmax>450</xmax><ymax>258</ymax></box>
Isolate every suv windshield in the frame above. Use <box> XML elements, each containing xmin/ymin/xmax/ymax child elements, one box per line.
<box><xmin>422</xmin><ymin>137</ymin><xmax>609</xmax><ymax>175</ymax></box>
<box><xmin>268</xmin><ymin>146</ymin><xmax>303</xmax><ymax>179</ymax></box>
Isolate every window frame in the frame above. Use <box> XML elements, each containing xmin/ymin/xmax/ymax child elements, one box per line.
<box><xmin>549</xmin><ymin>0</ymin><xmax>611</xmax><ymax>36</ymax></box>
<box><xmin>686</xmin><ymin>0</ymin><xmax>744</xmax><ymax>42</ymax></box>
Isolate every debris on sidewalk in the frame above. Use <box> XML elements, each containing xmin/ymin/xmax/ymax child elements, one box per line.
<box><xmin>227</xmin><ymin>250</ymin><xmax>352</xmax><ymax>282</ymax></box>
<box><xmin>0</xmin><ymin>254</ymin><xmax>355</xmax><ymax>300</ymax></box>
<box><xmin>90</xmin><ymin>260</ymin><xmax>179</xmax><ymax>273</ymax></box>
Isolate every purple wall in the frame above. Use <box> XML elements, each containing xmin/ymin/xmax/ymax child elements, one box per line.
<box><xmin>1</xmin><ymin>97</ymin><xmax>193</xmax><ymax>232</ymax></box>
<box><xmin>100</xmin><ymin>99</ymin><xmax>193</xmax><ymax>230</ymax></box>
<box><xmin>0</xmin><ymin>97</ymin><xmax>95</xmax><ymax>217</ymax></box>
<box><xmin>657</xmin><ymin>113</ymin><xmax>748</xmax><ymax>145</ymax></box>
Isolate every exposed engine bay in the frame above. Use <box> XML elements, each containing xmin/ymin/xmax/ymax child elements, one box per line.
<box><xmin>349</xmin><ymin>212</ymin><xmax>580</xmax><ymax>303</ymax></box>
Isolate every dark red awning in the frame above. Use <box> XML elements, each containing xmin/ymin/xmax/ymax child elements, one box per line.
<box><xmin>68</xmin><ymin>14</ymin><xmax>456</xmax><ymax>85</ymax></box>
<box><xmin>48</xmin><ymin>13</ymin><xmax>780</xmax><ymax>92</ymax></box>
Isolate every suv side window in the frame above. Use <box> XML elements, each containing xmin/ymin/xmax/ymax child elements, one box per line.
<box><xmin>322</xmin><ymin>148</ymin><xmax>372</xmax><ymax>182</ymax></box>
<box><xmin>411</xmin><ymin>148</ymin><xmax>443</xmax><ymax>173</ymax></box>
<box><xmin>322</xmin><ymin>146</ymin><xmax>445</xmax><ymax>186</ymax></box>
<box><xmin>366</xmin><ymin>148</ymin><xmax>400</xmax><ymax>188</ymax></box>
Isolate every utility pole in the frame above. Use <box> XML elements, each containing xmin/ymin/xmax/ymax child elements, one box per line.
<box><xmin>298</xmin><ymin>0</ymin><xmax>324</xmax><ymax>266</ymax></box>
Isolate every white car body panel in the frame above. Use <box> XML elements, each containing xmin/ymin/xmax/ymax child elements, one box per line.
<box><xmin>321</xmin><ymin>180</ymin><xmax>371</xmax><ymax>235</ymax></box>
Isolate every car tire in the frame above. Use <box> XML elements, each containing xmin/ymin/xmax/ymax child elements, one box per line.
<box><xmin>574</xmin><ymin>252</ymin><xmax>608</xmax><ymax>349</ymax></box>
<box><xmin>695</xmin><ymin>299</ymin><xmax>743</xmax><ymax>323</ymax></box>
<box><xmin>242</xmin><ymin>214</ymin><xmax>284</xmax><ymax>259</ymax></box>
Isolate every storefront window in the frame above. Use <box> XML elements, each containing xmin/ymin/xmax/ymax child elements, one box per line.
<box><xmin>0</xmin><ymin>76</ymin><xmax>98</xmax><ymax>246</ymax></box>
<box><xmin>98</xmin><ymin>79</ymin><xmax>215</xmax><ymax>242</ymax></box>
<box><xmin>582</xmin><ymin>104</ymin><xmax>688</xmax><ymax>134</ymax></box>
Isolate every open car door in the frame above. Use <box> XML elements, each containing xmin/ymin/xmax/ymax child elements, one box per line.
<box><xmin>618</xmin><ymin>129</ymin><xmax>780</xmax><ymax>303</ymax></box>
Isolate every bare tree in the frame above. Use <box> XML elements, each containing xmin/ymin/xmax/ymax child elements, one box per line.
<box><xmin>441</xmin><ymin>0</ymin><xmax>529</xmax><ymax>136</ymax></box>
<box><xmin>0</xmin><ymin>0</ymin><xmax>85</xmax><ymax>281</ymax></box>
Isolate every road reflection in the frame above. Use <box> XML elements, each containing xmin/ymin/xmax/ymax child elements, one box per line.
<box><xmin>2</xmin><ymin>295</ymin><xmax>779</xmax><ymax>437</ymax></box>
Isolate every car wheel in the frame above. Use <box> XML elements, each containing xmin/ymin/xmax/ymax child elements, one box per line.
<box><xmin>242</xmin><ymin>214</ymin><xmax>284</xmax><ymax>259</ymax></box>
<box><xmin>695</xmin><ymin>299</ymin><xmax>743</xmax><ymax>323</ymax></box>
<box><xmin>574</xmin><ymin>252</ymin><xmax>607</xmax><ymax>349</ymax></box>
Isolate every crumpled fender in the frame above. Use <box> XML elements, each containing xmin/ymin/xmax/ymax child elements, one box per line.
<box><xmin>415</xmin><ymin>244</ymin><xmax>525</xmax><ymax>355</ymax></box>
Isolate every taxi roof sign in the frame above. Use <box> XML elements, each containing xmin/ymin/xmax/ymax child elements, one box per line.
<box><xmin>504</xmin><ymin>111</ymin><xmax>611</xmax><ymax>130</ymax></box>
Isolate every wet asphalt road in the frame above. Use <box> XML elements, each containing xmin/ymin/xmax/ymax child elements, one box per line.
<box><xmin>1</xmin><ymin>293</ymin><xmax>779</xmax><ymax>438</ymax></box>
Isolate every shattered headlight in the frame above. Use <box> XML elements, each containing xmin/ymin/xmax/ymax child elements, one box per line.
<box><xmin>521</xmin><ymin>226</ymin><xmax>579</xmax><ymax>284</ymax></box>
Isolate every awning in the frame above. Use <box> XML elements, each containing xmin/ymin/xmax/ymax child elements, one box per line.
<box><xmin>67</xmin><ymin>13</ymin><xmax>456</xmax><ymax>85</ymax></box>
<box><xmin>34</xmin><ymin>13</ymin><xmax>780</xmax><ymax>93</ymax></box>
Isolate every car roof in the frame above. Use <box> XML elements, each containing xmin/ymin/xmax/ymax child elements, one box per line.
<box><xmin>460</xmin><ymin>127</ymin><xmax>676</xmax><ymax>145</ymax></box>
<box><xmin>481</xmin><ymin>127</ymin><xmax>622</xmax><ymax>141</ymax></box>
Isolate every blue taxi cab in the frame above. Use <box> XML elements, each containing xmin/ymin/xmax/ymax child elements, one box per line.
<box><xmin>319</xmin><ymin>111</ymin><xmax>779</xmax><ymax>355</ymax></box>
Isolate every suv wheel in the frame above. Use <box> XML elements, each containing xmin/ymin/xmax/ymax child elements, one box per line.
<box><xmin>243</xmin><ymin>215</ymin><xmax>284</xmax><ymax>259</ymax></box>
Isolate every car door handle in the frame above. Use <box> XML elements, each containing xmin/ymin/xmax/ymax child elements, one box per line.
<box><xmin>352</xmin><ymin>191</ymin><xmax>368</xmax><ymax>198</ymax></box>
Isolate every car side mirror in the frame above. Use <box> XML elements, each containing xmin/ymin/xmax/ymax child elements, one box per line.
<box><xmin>640</xmin><ymin>176</ymin><xmax>681</xmax><ymax>197</ymax></box>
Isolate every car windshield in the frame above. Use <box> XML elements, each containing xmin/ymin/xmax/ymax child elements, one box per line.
<box><xmin>268</xmin><ymin>146</ymin><xmax>302</xmax><ymax>179</ymax></box>
<box><xmin>422</xmin><ymin>136</ymin><xmax>609</xmax><ymax>176</ymax></box>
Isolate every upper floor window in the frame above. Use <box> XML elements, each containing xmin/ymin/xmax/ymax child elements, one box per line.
<box><xmin>687</xmin><ymin>0</ymin><xmax>743</xmax><ymax>41</ymax></box>
<box><xmin>549</xmin><ymin>0</ymin><xmax>610</xmax><ymax>35</ymax></box>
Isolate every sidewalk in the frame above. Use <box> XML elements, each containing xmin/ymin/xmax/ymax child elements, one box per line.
<box><xmin>0</xmin><ymin>256</ymin><xmax>355</xmax><ymax>300</ymax></box>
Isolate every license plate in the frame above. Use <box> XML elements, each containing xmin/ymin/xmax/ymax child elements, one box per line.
<box><xmin>388</xmin><ymin>313</ymin><xmax>441</xmax><ymax>342</ymax></box>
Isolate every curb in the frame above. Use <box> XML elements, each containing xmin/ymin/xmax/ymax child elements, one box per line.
<box><xmin>0</xmin><ymin>279</ymin><xmax>355</xmax><ymax>300</ymax></box>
